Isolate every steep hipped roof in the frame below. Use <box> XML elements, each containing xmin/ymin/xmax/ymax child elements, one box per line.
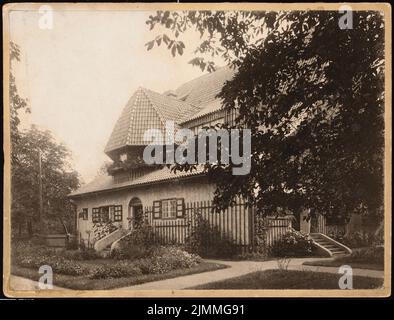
<box><xmin>174</xmin><ymin>66</ymin><xmax>236</xmax><ymax>107</ymax></box>
<box><xmin>104</xmin><ymin>87</ymin><xmax>199</xmax><ymax>154</ymax></box>
<box><xmin>180</xmin><ymin>99</ymin><xmax>223</xmax><ymax>124</ymax></box>
<box><xmin>69</xmin><ymin>166</ymin><xmax>205</xmax><ymax>197</ymax></box>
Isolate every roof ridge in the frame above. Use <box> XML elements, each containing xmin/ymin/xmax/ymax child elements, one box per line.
<box><xmin>125</xmin><ymin>88</ymin><xmax>142</xmax><ymax>146</ymax></box>
<box><xmin>141</xmin><ymin>87</ymin><xmax>200</xmax><ymax>124</ymax></box>
<box><xmin>138</xmin><ymin>87</ymin><xmax>168</xmax><ymax>129</ymax></box>
<box><xmin>175</xmin><ymin>66</ymin><xmax>227</xmax><ymax>87</ymax></box>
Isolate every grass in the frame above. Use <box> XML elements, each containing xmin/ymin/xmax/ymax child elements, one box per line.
<box><xmin>12</xmin><ymin>262</ymin><xmax>227</xmax><ymax>290</ymax></box>
<box><xmin>303</xmin><ymin>259</ymin><xmax>384</xmax><ymax>271</ymax></box>
<box><xmin>189</xmin><ymin>269</ymin><xmax>383</xmax><ymax>289</ymax></box>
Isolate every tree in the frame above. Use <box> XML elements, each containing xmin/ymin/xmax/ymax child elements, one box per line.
<box><xmin>146</xmin><ymin>11</ymin><xmax>385</xmax><ymax>223</ymax></box>
<box><xmin>10</xmin><ymin>42</ymin><xmax>30</xmax><ymax>165</ymax></box>
<box><xmin>11</xmin><ymin>125</ymin><xmax>80</xmax><ymax>237</ymax></box>
<box><xmin>9</xmin><ymin>43</ymin><xmax>81</xmax><ymax>237</ymax></box>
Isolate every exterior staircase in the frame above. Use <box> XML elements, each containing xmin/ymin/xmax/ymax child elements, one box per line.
<box><xmin>93</xmin><ymin>227</ymin><xmax>128</xmax><ymax>252</ymax></box>
<box><xmin>310</xmin><ymin>233</ymin><xmax>352</xmax><ymax>257</ymax></box>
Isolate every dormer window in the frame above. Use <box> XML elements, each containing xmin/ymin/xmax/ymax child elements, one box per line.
<box><xmin>120</xmin><ymin>153</ymin><xmax>127</xmax><ymax>162</ymax></box>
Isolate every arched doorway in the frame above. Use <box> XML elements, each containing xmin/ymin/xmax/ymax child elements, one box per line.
<box><xmin>128</xmin><ymin>197</ymin><xmax>143</xmax><ymax>229</ymax></box>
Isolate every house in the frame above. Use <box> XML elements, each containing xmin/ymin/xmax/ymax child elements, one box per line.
<box><xmin>68</xmin><ymin>67</ymin><xmax>351</xmax><ymax>256</ymax></box>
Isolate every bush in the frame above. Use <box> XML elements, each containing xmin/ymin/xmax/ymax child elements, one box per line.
<box><xmin>12</xmin><ymin>241</ymin><xmax>89</xmax><ymax>275</ymax></box>
<box><xmin>66</xmin><ymin>236</ymin><xmax>79</xmax><ymax>250</ymax></box>
<box><xmin>111</xmin><ymin>224</ymin><xmax>156</xmax><ymax>260</ymax></box>
<box><xmin>270</xmin><ymin>230</ymin><xmax>314</xmax><ymax>257</ymax></box>
<box><xmin>89</xmin><ymin>261</ymin><xmax>142</xmax><ymax>279</ymax></box>
<box><xmin>334</xmin><ymin>231</ymin><xmax>381</xmax><ymax>248</ymax></box>
<box><xmin>343</xmin><ymin>246</ymin><xmax>384</xmax><ymax>265</ymax></box>
<box><xmin>135</xmin><ymin>246</ymin><xmax>201</xmax><ymax>274</ymax></box>
<box><xmin>17</xmin><ymin>253</ymin><xmax>87</xmax><ymax>276</ymax></box>
<box><xmin>184</xmin><ymin>212</ymin><xmax>238</xmax><ymax>258</ymax></box>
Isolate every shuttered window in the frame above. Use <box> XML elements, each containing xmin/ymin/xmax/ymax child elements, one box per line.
<box><xmin>153</xmin><ymin>198</ymin><xmax>184</xmax><ymax>219</ymax></box>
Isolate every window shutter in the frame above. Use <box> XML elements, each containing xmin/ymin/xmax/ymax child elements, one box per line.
<box><xmin>153</xmin><ymin>200</ymin><xmax>161</xmax><ymax>219</ymax></box>
<box><xmin>176</xmin><ymin>198</ymin><xmax>185</xmax><ymax>217</ymax></box>
<box><xmin>109</xmin><ymin>206</ymin><xmax>115</xmax><ymax>221</ymax></box>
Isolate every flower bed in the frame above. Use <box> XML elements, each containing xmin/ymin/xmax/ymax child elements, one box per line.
<box><xmin>12</xmin><ymin>241</ymin><xmax>201</xmax><ymax>279</ymax></box>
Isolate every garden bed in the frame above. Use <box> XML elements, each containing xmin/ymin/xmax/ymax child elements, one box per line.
<box><xmin>189</xmin><ymin>269</ymin><xmax>384</xmax><ymax>289</ymax></box>
<box><xmin>12</xmin><ymin>261</ymin><xmax>227</xmax><ymax>290</ymax></box>
<box><xmin>11</xmin><ymin>241</ymin><xmax>227</xmax><ymax>289</ymax></box>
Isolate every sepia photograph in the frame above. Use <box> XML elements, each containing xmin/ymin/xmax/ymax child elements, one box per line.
<box><xmin>2</xmin><ymin>3</ymin><xmax>391</xmax><ymax>298</ymax></box>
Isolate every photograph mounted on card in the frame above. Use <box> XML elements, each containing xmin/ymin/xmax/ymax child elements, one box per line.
<box><xmin>2</xmin><ymin>2</ymin><xmax>391</xmax><ymax>298</ymax></box>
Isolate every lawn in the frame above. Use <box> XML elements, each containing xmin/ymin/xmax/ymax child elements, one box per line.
<box><xmin>303</xmin><ymin>247</ymin><xmax>384</xmax><ymax>271</ymax></box>
<box><xmin>303</xmin><ymin>259</ymin><xmax>384</xmax><ymax>271</ymax></box>
<box><xmin>12</xmin><ymin>261</ymin><xmax>227</xmax><ymax>290</ymax></box>
<box><xmin>189</xmin><ymin>269</ymin><xmax>383</xmax><ymax>289</ymax></box>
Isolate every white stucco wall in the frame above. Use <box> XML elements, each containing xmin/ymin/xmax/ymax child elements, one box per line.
<box><xmin>74</xmin><ymin>176</ymin><xmax>215</xmax><ymax>243</ymax></box>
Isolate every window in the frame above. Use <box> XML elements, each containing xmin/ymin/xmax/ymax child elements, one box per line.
<box><xmin>100</xmin><ymin>206</ymin><xmax>109</xmax><ymax>222</ymax></box>
<box><xmin>153</xmin><ymin>198</ymin><xmax>184</xmax><ymax>219</ymax></box>
<box><xmin>113</xmin><ymin>205</ymin><xmax>123</xmax><ymax>222</ymax></box>
<box><xmin>162</xmin><ymin>199</ymin><xmax>177</xmax><ymax>218</ymax></box>
<box><xmin>78</xmin><ymin>208</ymin><xmax>88</xmax><ymax>220</ymax></box>
<box><xmin>92</xmin><ymin>208</ymin><xmax>100</xmax><ymax>223</ymax></box>
<box><xmin>82</xmin><ymin>208</ymin><xmax>88</xmax><ymax>220</ymax></box>
<box><xmin>92</xmin><ymin>207</ymin><xmax>109</xmax><ymax>223</ymax></box>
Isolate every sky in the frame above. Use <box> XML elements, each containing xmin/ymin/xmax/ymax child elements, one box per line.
<box><xmin>9</xmin><ymin>8</ymin><xmax>221</xmax><ymax>183</ymax></box>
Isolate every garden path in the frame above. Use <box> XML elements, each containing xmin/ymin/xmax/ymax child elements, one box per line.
<box><xmin>8</xmin><ymin>257</ymin><xmax>384</xmax><ymax>292</ymax></box>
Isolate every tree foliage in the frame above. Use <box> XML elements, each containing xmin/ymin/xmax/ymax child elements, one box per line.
<box><xmin>147</xmin><ymin>11</ymin><xmax>385</xmax><ymax>221</ymax></box>
<box><xmin>9</xmin><ymin>43</ymin><xmax>80</xmax><ymax>236</ymax></box>
<box><xmin>10</xmin><ymin>42</ymin><xmax>30</xmax><ymax>165</ymax></box>
<box><xmin>12</xmin><ymin>126</ymin><xmax>80</xmax><ymax>236</ymax></box>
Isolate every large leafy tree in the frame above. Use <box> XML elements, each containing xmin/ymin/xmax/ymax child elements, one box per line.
<box><xmin>12</xmin><ymin>126</ymin><xmax>80</xmax><ymax>236</ymax></box>
<box><xmin>146</xmin><ymin>11</ymin><xmax>385</xmax><ymax>223</ymax></box>
<box><xmin>10</xmin><ymin>43</ymin><xmax>80</xmax><ymax>237</ymax></box>
<box><xmin>10</xmin><ymin>42</ymin><xmax>30</xmax><ymax>165</ymax></box>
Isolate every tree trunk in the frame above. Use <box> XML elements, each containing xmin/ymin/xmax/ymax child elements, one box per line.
<box><xmin>27</xmin><ymin>219</ymin><xmax>33</xmax><ymax>238</ymax></box>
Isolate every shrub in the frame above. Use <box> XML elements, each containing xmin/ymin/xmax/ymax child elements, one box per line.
<box><xmin>66</xmin><ymin>236</ymin><xmax>79</xmax><ymax>250</ymax></box>
<box><xmin>135</xmin><ymin>246</ymin><xmax>201</xmax><ymax>274</ymax></box>
<box><xmin>270</xmin><ymin>230</ymin><xmax>314</xmax><ymax>257</ymax></box>
<box><xmin>184</xmin><ymin>212</ymin><xmax>238</xmax><ymax>258</ymax></box>
<box><xmin>12</xmin><ymin>241</ymin><xmax>88</xmax><ymax>275</ymax></box>
<box><xmin>335</xmin><ymin>231</ymin><xmax>381</xmax><ymax>248</ymax></box>
<box><xmin>342</xmin><ymin>246</ymin><xmax>384</xmax><ymax>265</ymax></box>
<box><xmin>111</xmin><ymin>224</ymin><xmax>156</xmax><ymax>260</ymax></box>
<box><xmin>89</xmin><ymin>261</ymin><xmax>142</xmax><ymax>279</ymax></box>
<box><xmin>17</xmin><ymin>253</ymin><xmax>87</xmax><ymax>276</ymax></box>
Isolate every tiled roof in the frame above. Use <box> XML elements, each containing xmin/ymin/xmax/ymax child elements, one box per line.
<box><xmin>104</xmin><ymin>87</ymin><xmax>199</xmax><ymax>153</ymax></box>
<box><xmin>174</xmin><ymin>66</ymin><xmax>236</xmax><ymax>107</ymax></box>
<box><xmin>180</xmin><ymin>99</ymin><xmax>223</xmax><ymax>124</ymax></box>
<box><xmin>69</xmin><ymin>166</ymin><xmax>205</xmax><ymax>197</ymax></box>
<box><xmin>105</xmin><ymin>68</ymin><xmax>235</xmax><ymax>153</ymax></box>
